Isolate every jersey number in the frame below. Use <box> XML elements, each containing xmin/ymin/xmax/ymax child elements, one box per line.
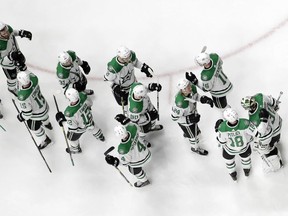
<box><xmin>229</xmin><ymin>136</ymin><xmax>244</xmax><ymax>148</ymax></box>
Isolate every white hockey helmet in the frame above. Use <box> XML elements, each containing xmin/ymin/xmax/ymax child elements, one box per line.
<box><xmin>114</xmin><ymin>125</ymin><xmax>128</xmax><ymax>139</ymax></box>
<box><xmin>65</xmin><ymin>88</ymin><xmax>79</xmax><ymax>103</ymax></box>
<box><xmin>133</xmin><ymin>84</ymin><xmax>147</xmax><ymax>99</ymax></box>
<box><xmin>17</xmin><ymin>71</ymin><xmax>30</xmax><ymax>86</ymax></box>
<box><xmin>223</xmin><ymin>108</ymin><xmax>239</xmax><ymax>124</ymax></box>
<box><xmin>117</xmin><ymin>46</ymin><xmax>131</xmax><ymax>59</ymax></box>
<box><xmin>0</xmin><ymin>22</ymin><xmax>6</xmax><ymax>31</ymax></box>
<box><xmin>176</xmin><ymin>79</ymin><xmax>190</xmax><ymax>90</ymax></box>
<box><xmin>58</xmin><ymin>51</ymin><xmax>72</xmax><ymax>66</ymax></box>
<box><xmin>195</xmin><ymin>52</ymin><xmax>210</xmax><ymax>66</ymax></box>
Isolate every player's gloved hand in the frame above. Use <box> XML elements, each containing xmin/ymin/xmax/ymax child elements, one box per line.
<box><xmin>17</xmin><ymin>112</ymin><xmax>25</xmax><ymax>122</ymax></box>
<box><xmin>9</xmin><ymin>50</ymin><xmax>26</xmax><ymax>64</ymax></box>
<box><xmin>81</xmin><ymin>60</ymin><xmax>90</xmax><ymax>75</ymax></box>
<box><xmin>19</xmin><ymin>30</ymin><xmax>32</xmax><ymax>40</ymax></box>
<box><xmin>148</xmin><ymin>83</ymin><xmax>162</xmax><ymax>92</ymax></box>
<box><xmin>105</xmin><ymin>155</ymin><xmax>120</xmax><ymax>167</ymax></box>
<box><xmin>55</xmin><ymin>112</ymin><xmax>66</xmax><ymax>127</ymax></box>
<box><xmin>141</xmin><ymin>63</ymin><xmax>153</xmax><ymax>77</ymax></box>
<box><xmin>214</xmin><ymin>119</ymin><xmax>224</xmax><ymax>132</ymax></box>
<box><xmin>200</xmin><ymin>96</ymin><xmax>214</xmax><ymax>108</ymax></box>
<box><xmin>259</xmin><ymin>108</ymin><xmax>269</xmax><ymax>123</ymax></box>
<box><xmin>115</xmin><ymin>114</ymin><xmax>131</xmax><ymax>125</ymax></box>
<box><xmin>186</xmin><ymin>113</ymin><xmax>200</xmax><ymax>124</ymax></box>
<box><xmin>185</xmin><ymin>72</ymin><xmax>198</xmax><ymax>85</ymax></box>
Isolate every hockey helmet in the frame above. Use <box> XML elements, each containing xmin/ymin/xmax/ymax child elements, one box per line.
<box><xmin>195</xmin><ymin>52</ymin><xmax>210</xmax><ymax>67</ymax></box>
<box><xmin>17</xmin><ymin>71</ymin><xmax>30</xmax><ymax>86</ymax></box>
<box><xmin>223</xmin><ymin>108</ymin><xmax>239</xmax><ymax>124</ymax></box>
<box><xmin>117</xmin><ymin>46</ymin><xmax>131</xmax><ymax>59</ymax></box>
<box><xmin>58</xmin><ymin>51</ymin><xmax>72</xmax><ymax>67</ymax></box>
<box><xmin>0</xmin><ymin>22</ymin><xmax>6</xmax><ymax>31</ymax></box>
<box><xmin>65</xmin><ymin>88</ymin><xmax>79</xmax><ymax>103</ymax></box>
<box><xmin>133</xmin><ymin>84</ymin><xmax>147</xmax><ymax>99</ymax></box>
<box><xmin>176</xmin><ymin>79</ymin><xmax>190</xmax><ymax>90</ymax></box>
<box><xmin>114</xmin><ymin>125</ymin><xmax>128</xmax><ymax>139</ymax></box>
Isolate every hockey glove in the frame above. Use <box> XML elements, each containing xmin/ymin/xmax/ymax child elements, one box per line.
<box><xmin>105</xmin><ymin>155</ymin><xmax>120</xmax><ymax>167</ymax></box>
<box><xmin>185</xmin><ymin>72</ymin><xmax>198</xmax><ymax>85</ymax></box>
<box><xmin>214</xmin><ymin>119</ymin><xmax>224</xmax><ymax>132</ymax></box>
<box><xmin>200</xmin><ymin>96</ymin><xmax>214</xmax><ymax>108</ymax></box>
<box><xmin>141</xmin><ymin>63</ymin><xmax>153</xmax><ymax>78</ymax></box>
<box><xmin>55</xmin><ymin>112</ymin><xmax>67</xmax><ymax>127</ymax></box>
<box><xmin>9</xmin><ymin>50</ymin><xmax>26</xmax><ymax>65</ymax></box>
<box><xmin>186</xmin><ymin>113</ymin><xmax>200</xmax><ymax>124</ymax></box>
<box><xmin>259</xmin><ymin>108</ymin><xmax>269</xmax><ymax>123</ymax></box>
<box><xmin>80</xmin><ymin>61</ymin><xmax>91</xmax><ymax>75</ymax></box>
<box><xmin>115</xmin><ymin>114</ymin><xmax>131</xmax><ymax>125</ymax></box>
<box><xmin>17</xmin><ymin>112</ymin><xmax>25</xmax><ymax>122</ymax></box>
<box><xmin>19</xmin><ymin>30</ymin><xmax>32</xmax><ymax>40</ymax></box>
<box><xmin>148</xmin><ymin>83</ymin><xmax>162</xmax><ymax>92</ymax></box>
<box><xmin>73</xmin><ymin>82</ymin><xmax>86</xmax><ymax>92</ymax></box>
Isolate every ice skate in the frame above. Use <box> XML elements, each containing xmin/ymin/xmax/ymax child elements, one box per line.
<box><xmin>38</xmin><ymin>136</ymin><xmax>52</xmax><ymax>150</ymax></box>
<box><xmin>149</xmin><ymin>124</ymin><xmax>163</xmax><ymax>132</ymax></box>
<box><xmin>243</xmin><ymin>168</ymin><xmax>250</xmax><ymax>177</ymax></box>
<box><xmin>230</xmin><ymin>171</ymin><xmax>237</xmax><ymax>181</ymax></box>
<box><xmin>66</xmin><ymin>147</ymin><xmax>82</xmax><ymax>154</ymax></box>
<box><xmin>134</xmin><ymin>180</ymin><xmax>150</xmax><ymax>188</ymax></box>
<box><xmin>84</xmin><ymin>89</ymin><xmax>94</xmax><ymax>95</ymax></box>
<box><xmin>191</xmin><ymin>147</ymin><xmax>208</xmax><ymax>156</ymax></box>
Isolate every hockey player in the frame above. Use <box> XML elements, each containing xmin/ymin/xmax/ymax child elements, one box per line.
<box><xmin>105</xmin><ymin>120</ymin><xmax>151</xmax><ymax>188</ymax></box>
<box><xmin>57</xmin><ymin>50</ymin><xmax>94</xmax><ymax>95</ymax></box>
<box><xmin>187</xmin><ymin>51</ymin><xmax>233</xmax><ymax>109</ymax></box>
<box><xmin>55</xmin><ymin>88</ymin><xmax>105</xmax><ymax>154</ymax></box>
<box><xmin>241</xmin><ymin>93</ymin><xmax>283</xmax><ymax>173</ymax></box>
<box><xmin>16</xmin><ymin>69</ymin><xmax>53</xmax><ymax>150</ymax></box>
<box><xmin>127</xmin><ymin>82</ymin><xmax>162</xmax><ymax>146</ymax></box>
<box><xmin>104</xmin><ymin>46</ymin><xmax>153</xmax><ymax>111</ymax></box>
<box><xmin>215</xmin><ymin>108</ymin><xmax>259</xmax><ymax>181</ymax></box>
<box><xmin>0</xmin><ymin>21</ymin><xmax>32</xmax><ymax>96</ymax></box>
<box><xmin>171</xmin><ymin>77</ymin><xmax>214</xmax><ymax>155</ymax></box>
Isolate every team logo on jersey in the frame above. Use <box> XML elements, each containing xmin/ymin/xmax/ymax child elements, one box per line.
<box><xmin>58</xmin><ymin>73</ymin><xmax>64</xmax><ymax>78</ymax></box>
<box><xmin>202</xmin><ymin>75</ymin><xmax>208</xmax><ymax>80</ymax></box>
<box><xmin>132</xmin><ymin>107</ymin><xmax>138</xmax><ymax>113</ymax></box>
<box><xmin>177</xmin><ymin>101</ymin><xmax>182</xmax><ymax>107</ymax></box>
<box><xmin>108</xmin><ymin>65</ymin><xmax>114</xmax><ymax>73</ymax></box>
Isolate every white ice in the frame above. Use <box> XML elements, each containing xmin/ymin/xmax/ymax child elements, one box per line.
<box><xmin>1</xmin><ymin>0</ymin><xmax>288</xmax><ymax>216</ymax></box>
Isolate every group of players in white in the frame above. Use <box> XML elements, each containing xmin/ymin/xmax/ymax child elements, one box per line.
<box><xmin>0</xmin><ymin>21</ymin><xmax>283</xmax><ymax>187</ymax></box>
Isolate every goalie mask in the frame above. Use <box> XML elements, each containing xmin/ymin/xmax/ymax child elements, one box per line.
<box><xmin>241</xmin><ymin>96</ymin><xmax>257</xmax><ymax>111</ymax></box>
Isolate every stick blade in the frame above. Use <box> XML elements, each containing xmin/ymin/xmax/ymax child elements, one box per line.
<box><xmin>201</xmin><ymin>46</ymin><xmax>207</xmax><ymax>53</ymax></box>
<box><xmin>104</xmin><ymin>146</ymin><xmax>115</xmax><ymax>156</ymax></box>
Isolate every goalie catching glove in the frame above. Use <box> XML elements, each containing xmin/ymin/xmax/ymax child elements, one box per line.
<box><xmin>141</xmin><ymin>63</ymin><xmax>153</xmax><ymax>77</ymax></box>
<box><xmin>105</xmin><ymin>155</ymin><xmax>120</xmax><ymax>167</ymax></box>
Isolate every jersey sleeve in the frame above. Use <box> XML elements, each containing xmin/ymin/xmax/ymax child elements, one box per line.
<box><xmin>18</xmin><ymin>99</ymin><xmax>33</xmax><ymax>120</ymax></box>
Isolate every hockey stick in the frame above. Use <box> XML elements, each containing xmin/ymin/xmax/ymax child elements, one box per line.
<box><xmin>276</xmin><ymin>91</ymin><xmax>283</xmax><ymax>105</ymax></box>
<box><xmin>104</xmin><ymin>146</ymin><xmax>115</xmax><ymax>156</ymax></box>
<box><xmin>12</xmin><ymin>99</ymin><xmax>52</xmax><ymax>173</ymax></box>
<box><xmin>104</xmin><ymin>146</ymin><xmax>133</xmax><ymax>187</ymax></box>
<box><xmin>53</xmin><ymin>95</ymin><xmax>75</xmax><ymax>166</ymax></box>
<box><xmin>156</xmin><ymin>76</ymin><xmax>160</xmax><ymax>121</ymax></box>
